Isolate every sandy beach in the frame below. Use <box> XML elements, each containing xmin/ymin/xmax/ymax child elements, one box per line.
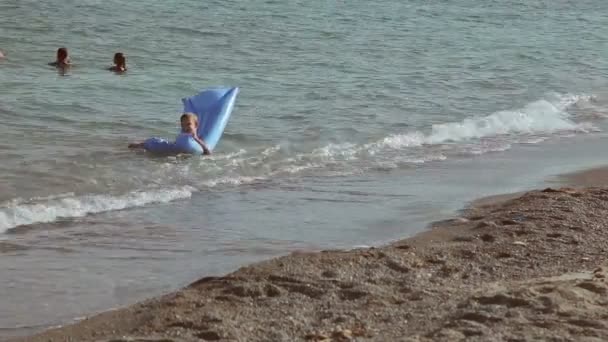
<box><xmin>9</xmin><ymin>166</ymin><xmax>608</xmax><ymax>342</ymax></box>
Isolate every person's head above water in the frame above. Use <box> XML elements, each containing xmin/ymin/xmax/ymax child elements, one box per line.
<box><xmin>112</xmin><ymin>52</ymin><xmax>127</xmax><ymax>72</ymax></box>
<box><xmin>57</xmin><ymin>48</ymin><xmax>68</xmax><ymax>62</ymax></box>
<box><xmin>50</xmin><ymin>47</ymin><xmax>71</xmax><ymax>68</ymax></box>
<box><xmin>180</xmin><ymin>113</ymin><xmax>198</xmax><ymax>134</ymax></box>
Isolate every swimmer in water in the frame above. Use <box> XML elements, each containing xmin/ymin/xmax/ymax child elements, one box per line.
<box><xmin>128</xmin><ymin>113</ymin><xmax>211</xmax><ymax>155</ymax></box>
<box><xmin>109</xmin><ymin>52</ymin><xmax>127</xmax><ymax>72</ymax></box>
<box><xmin>48</xmin><ymin>47</ymin><xmax>71</xmax><ymax>68</ymax></box>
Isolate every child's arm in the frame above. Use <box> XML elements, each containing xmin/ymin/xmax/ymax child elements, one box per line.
<box><xmin>128</xmin><ymin>142</ymin><xmax>145</xmax><ymax>149</ymax></box>
<box><xmin>192</xmin><ymin>135</ymin><xmax>211</xmax><ymax>155</ymax></box>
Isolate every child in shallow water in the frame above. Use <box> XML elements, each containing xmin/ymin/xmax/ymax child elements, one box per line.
<box><xmin>109</xmin><ymin>52</ymin><xmax>127</xmax><ymax>72</ymax></box>
<box><xmin>48</xmin><ymin>47</ymin><xmax>71</xmax><ymax>68</ymax></box>
<box><xmin>129</xmin><ymin>113</ymin><xmax>211</xmax><ymax>155</ymax></box>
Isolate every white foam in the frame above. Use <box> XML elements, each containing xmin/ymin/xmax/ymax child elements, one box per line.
<box><xmin>468</xmin><ymin>143</ymin><xmax>512</xmax><ymax>155</ymax></box>
<box><xmin>0</xmin><ymin>192</ymin><xmax>76</xmax><ymax>207</ymax></box>
<box><xmin>277</xmin><ymin>163</ymin><xmax>324</xmax><ymax>174</ymax></box>
<box><xmin>0</xmin><ymin>187</ymin><xmax>194</xmax><ymax>232</ymax></box>
<box><xmin>200</xmin><ymin>176</ymin><xmax>265</xmax><ymax>187</ymax></box>
<box><xmin>554</xmin><ymin>93</ymin><xmax>594</xmax><ymax>109</ymax></box>
<box><xmin>382</xmin><ymin>99</ymin><xmax>584</xmax><ymax>150</ymax></box>
<box><xmin>274</xmin><ymin>93</ymin><xmax>595</xmax><ymax>173</ymax></box>
<box><xmin>311</xmin><ymin>143</ymin><xmax>359</xmax><ymax>159</ymax></box>
<box><xmin>207</xmin><ymin>149</ymin><xmax>247</xmax><ymax>161</ymax></box>
<box><xmin>261</xmin><ymin>145</ymin><xmax>281</xmax><ymax>157</ymax></box>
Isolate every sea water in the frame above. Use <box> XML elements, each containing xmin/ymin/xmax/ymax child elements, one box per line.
<box><xmin>1</xmin><ymin>0</ymin><xmax>608</xmax><ymax>337</ymax></box>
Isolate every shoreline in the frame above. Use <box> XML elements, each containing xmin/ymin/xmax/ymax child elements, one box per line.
<box><xmin>10</xmin><ymin>166</ymin><xmax>608</xmax><ymax>341</ymax></box>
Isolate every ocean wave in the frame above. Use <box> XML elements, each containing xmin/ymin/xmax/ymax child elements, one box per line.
<box><xmin>296</xmin><ymin>93</ymin><xmax>595</xmax><ymax>162</ymax></box>
<box><xmin>376</xmin><ymin>97</ymin><xmax>591</xmax><ymax>150</ymax></box>
<box><xmin>244</xmin><ymin>93</ymin><xmax>597</xmax><ymax>175</ymax></box>
<box><xmin>0</xmin><ymin>187</ymin><xmax>195</xmax><ymax>233</ymax></box>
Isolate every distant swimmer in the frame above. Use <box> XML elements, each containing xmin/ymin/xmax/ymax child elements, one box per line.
<box><xmin>109</xmin><ymin>52</ymin><xmax>127</xmax><ymax>73</ymax></box>
<box><xmin>48</xmin><ymin>47</ymin><xmax>71</xmax><ymax>68</ymax></box>
<box><xmin>0</xmin><ymin>50</ymin><xmax>5</xmax><ymax>58</ymax></box>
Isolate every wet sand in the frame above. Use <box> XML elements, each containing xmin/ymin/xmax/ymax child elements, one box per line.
<box><xmin>555</xmin><ymin>165</ymin><xmax>608</xmax><ymax>188</ymax></box>
<box><xmin>10</xmin><ymin>167</ymin><xmax>608</xmax><ymax>341</ymax></box>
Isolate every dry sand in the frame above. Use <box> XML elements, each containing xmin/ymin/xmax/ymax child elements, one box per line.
<box><xmin>9</xmin><ymin>168</ymin><xmax>608</xmax><ymax>342</ymax></box>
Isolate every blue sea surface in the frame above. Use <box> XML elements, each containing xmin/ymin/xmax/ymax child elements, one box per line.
<box><xmin>1</xmin><ymin>0</ymin><xmax>608</xmax><ymax>336</ymax></box>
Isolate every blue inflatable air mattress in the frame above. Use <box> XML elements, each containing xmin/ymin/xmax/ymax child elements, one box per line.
<box><xmin>143</xmin><ymin>87</ymin><xmax>239</xmax><ymax>155</ymax></box>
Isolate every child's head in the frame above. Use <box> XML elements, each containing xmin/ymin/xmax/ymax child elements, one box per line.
<box><xmin>57</xmin><ymin>47</ymin><xmax>68</xmax><ymax>61</ymax></box>
<box><xmin>113</xmin><ymin>52</ymin><xmax>126</xmax><ymax>67</ymax></box>
<box><xmin>180</xmin><ymin>113</ymin><xmax>198</xmax><ymax>134</ymax></box>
